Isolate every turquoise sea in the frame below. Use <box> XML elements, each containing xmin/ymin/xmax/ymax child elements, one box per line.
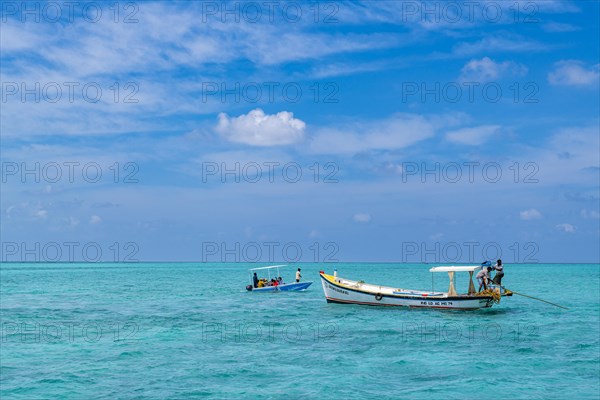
<box><xmin>1</xmin><ymin>263</ymin><xmax>599</xmax><ymax>399</ymax></box>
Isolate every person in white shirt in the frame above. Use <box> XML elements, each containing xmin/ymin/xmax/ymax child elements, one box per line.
<box><xmin>295</xmin><ymin>268</ymin><xmax>302</xmax><ymax>282</ymax></box>
<box><xmin>476</xmin><ymin>267</ymin><xmax>491</xmax><ymax>291</ymax></box>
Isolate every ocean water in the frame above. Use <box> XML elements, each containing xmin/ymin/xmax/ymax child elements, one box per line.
<box><xmin>1</xmin><ymin>262</ymin><xmax>599</xmax><ymax>399</ymax></box>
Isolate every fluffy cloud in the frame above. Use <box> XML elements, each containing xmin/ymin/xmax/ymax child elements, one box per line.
<box><xmin>556</xmin><ymin>223</ymin><xmax>575</xmax><ymax>233</ymax></box>
<box><xmin>216</xmin><ymin>109</ymin><xmax>306</xmax><ymax>146</ymax></box>
<box><xmin>548</xmin><ymin>60</ymin><xmax>600</xmax><ymax>86</ymax></box>
<box><xmin>90</xmin><ymin>215</ymin><xmax>102</xmax><ymax>225</ymax></box>
<box><xmin>520</xmin><ymin>209</ymin><xmax>542</xmax><ymax>220</ymax></box>
<box><xmin>459</xmin><ymin>57</ymin><xmax>527</xmax><ymax>82</ymax></box>
<box><xmin>353</xmin><ymin>213</ymin><xmax>372</xmax><ymax>223</ymax></box>
<box><xmin>445</xmin><ymin>125</ymin><xmax>500</xmax><ymax>146</ymax></box>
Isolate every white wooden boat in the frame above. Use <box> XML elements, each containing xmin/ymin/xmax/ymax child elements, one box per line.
<box><xmin>320</xmin><ymin>266</ymin><xmax>506</xmax><ymax>310</ymax></box>
<box><xmin>246</xmin><ymin>265</ymin><xmax>312</xmax><ymax>292</ymax></box>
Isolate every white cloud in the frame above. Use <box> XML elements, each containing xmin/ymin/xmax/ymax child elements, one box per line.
<box><xmin>556</xmin><ymin>223</ymin><xmax>575</xmax><ymax>233</ymax></box>
<box><xmin>454</xmin><ymin>36</ymin><xmax>546</xmax><ymax>56</ymax></box>
<box><xmin>35</xmin><ymin>209</ymin><xmax>48</xmax><ymax>220</ymax></box>
<box><xmin>383</xmin><ymin>162</ymin><xmax>404</xmax><ymax>175</ymax></box>
<box><xmin>542</xmin><ymin>22</ymin><xmax>579</xmax><ymax>32</ymax></box>
<box><xmin>0</xmin><ymin>4</ymin><xmax>405</xmax><ymax>139</ymax></box>
<box><xmin>520</xmin><ymin>209</ymin><xmax>542</xmax><ymax>220</ymax></box>
<box><xmin>548</xmin><ymin>60</ymin><xmax>600</xmax><ymax>86</ymax></box>
<box><xmin>581</xmin><ymin>209</ymin><xmax>600</xmax><ymax>219</ymax></box>
<box><xmin>6</xmin><ymin>202</ymin><xmax>46</xmax><ymax>221</ymax></box>
<box><xmin>310</xmin><ymin>113</ymin><xmax>441</xmax><ymax>155</ymax></box>
<box><xmin>249</xmin><ymin>32</ymin><xmax>399</xmax><ymax>66</ymax></box>
<box><xmin>459</xmin><ymin>57</ymin><xmax>527</xmax><ymax>82</ymax></box>
<box><xmin>537</xmin><ymin>125</ymin><xmax>600</xmax><ymax>185</ymax></box>
<box><xmin>445</xmin><ymin>125</ymin><xmax>500</xmax><ymax>146</ymax></box>
<box><xmin>310</xmin><ymin>61</ymin><xmax>388</xmax><ymax>79</ymax></box>
<box><xmin>353</xmin><ymin>213</ymin><xmax>372</xmax><ymax>223</ymax></box>
<box><xmin>535</xmin><ymin>1</ymin><xmax>580</xmax><ymax>13</ymax></box>
<box><xmin>216</xmin><ymin>108</ymin><xmax>305</xmax><ymax>146</ymax></box>
<box><xmin>1</xmin><ymin>4</ymin><xmax>401</xmax><ymax>76</ymax></box>
<box><xmin>90</xmin><ymin>215</ymin><xmax>102</xmax><ymax>225</ymax></box>
<box><xmin>68</xmin><ymin>217</ymin><xmax>80</xmax><ymax>227</ymax></box>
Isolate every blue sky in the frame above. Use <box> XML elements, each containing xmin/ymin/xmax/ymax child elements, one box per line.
<box><xmin>1</xmin><ymin>1</ymin><xmax>599</xmax><ymax>263</ymax></box>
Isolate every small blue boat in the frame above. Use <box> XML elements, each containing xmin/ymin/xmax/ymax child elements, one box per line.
<box><xmin>246</xmin><ymin>265</ymin><xmax>312</xmax><ymax>292</ymax></box>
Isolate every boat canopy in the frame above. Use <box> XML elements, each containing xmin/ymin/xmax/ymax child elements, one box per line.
<box><xmin>429</xmin><ymin>266</ymin><xmax>481</xmax><ymax>273</ymax></box>
<box><xmin>430</xmin><ymin>266</ymin><xmax>479</xmax><ymax>296</ymax></box>
<box><xmin>249</xmin><ymin>265</ymin><xmax>287</xmax><ymax>271</ymax></box>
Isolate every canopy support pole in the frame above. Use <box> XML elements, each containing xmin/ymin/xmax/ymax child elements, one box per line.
<box><xmin>447</xmin><ymin>271</ymin><xmax>457</xmax><ymax>296</ymax></box>
<box><xmin>468</xmin><ymin>271</ymin><xmax>476</xmax><ymax>294</ymax></box>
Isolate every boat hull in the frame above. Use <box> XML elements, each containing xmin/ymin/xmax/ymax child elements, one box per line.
<box><xmin>249</xmin><ymin>281</ymin><xmax>312</xmax><ymax>292</ymax></box>
<box><xmin>321</xmin><ymin>274</ymin><xmax>493</xmax><ymax>310</ymax></box>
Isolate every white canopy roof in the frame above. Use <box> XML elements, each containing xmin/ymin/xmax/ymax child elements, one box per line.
<box><xmin>429</xmin><ymin>266</ymin><xmax>481</xmax><ymax>273</ymax></box>
<box><xmin>249</xmin><ymin>265</ymin><xmax>287</xmax><ymax>271</ymax></box>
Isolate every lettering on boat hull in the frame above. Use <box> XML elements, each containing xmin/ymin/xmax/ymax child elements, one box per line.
<box><xmin>328</xmin><ymin>283</ymin><xmax>348</xmax><ymax>295</ymax></box>
<box><xmin>420</xmin><ymin>301</ymin><xmax>453</xmax><ymax>306</ymax></box>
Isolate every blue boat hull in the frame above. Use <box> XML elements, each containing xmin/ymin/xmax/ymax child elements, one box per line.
<box><xmin>249</xmin><ymin>282</ymin><xmax>312</xmax><ymax>292</ymax></box>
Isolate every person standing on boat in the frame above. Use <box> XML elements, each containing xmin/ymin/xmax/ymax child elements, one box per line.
<box><xmin>295</xmin><ymin>268</ymin><xmax>302</xmax><ymax>282</ymax></box>
<box><xmin>492</xmin><ymin>259</ymin><xmax>504</xmax><ymax>285</ymax></box>
<box><xmin>253</xmin><ymin>272</ymin><xmax>259</xmax><ymax>288</ymax></box>
<box><xmin>476</xmin><ymin>267</ymin><xmax>491</xmax><ymax>291</ymax></box>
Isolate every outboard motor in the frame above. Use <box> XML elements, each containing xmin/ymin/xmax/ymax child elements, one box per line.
<box><xmin>246</xmin><ymin>285</ymin><xmax>253</xmax><ymax>291</ymax></box>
